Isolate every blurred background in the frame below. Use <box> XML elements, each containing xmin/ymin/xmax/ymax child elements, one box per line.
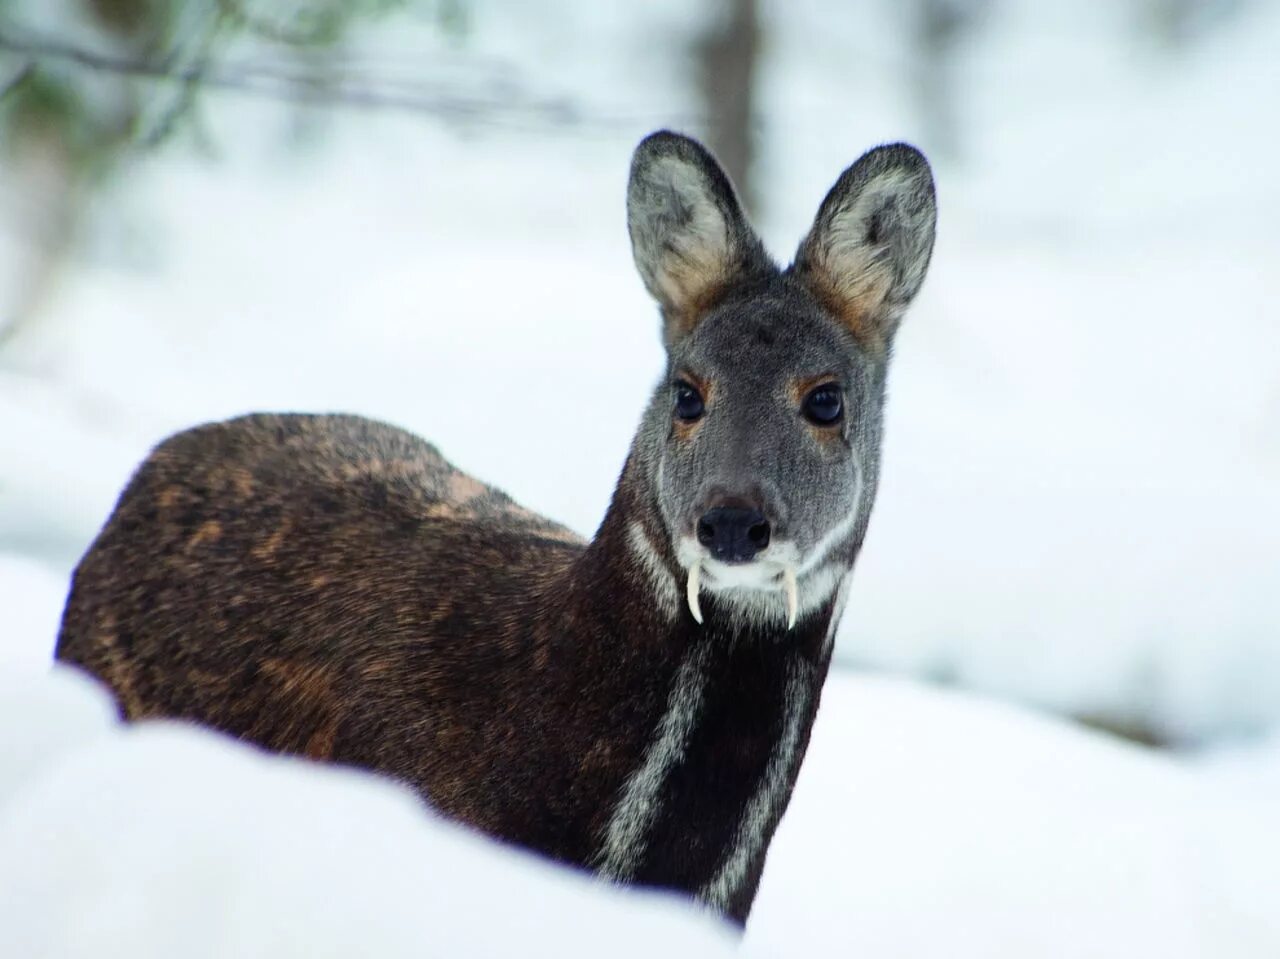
<box><xmin>0</xmin><ymin>0</ymin><xmax>1276</xmax><ymax>759</ymax></box>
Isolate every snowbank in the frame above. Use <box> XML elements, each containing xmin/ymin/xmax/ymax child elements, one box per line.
<box><xmin>0</xmin><ymin>666</ymin><xmax>745</xmax><ymax>959</ymax></box>
<box><xmin>1</xmin><ymin>2</ymin><xmax>1276</xmax><ymax>953</ymax></box>
<box><xmin>1</xmin><ymin>579</ymin><xmax>1276</xmax><ymax>958</ymax></box>
<box><xmin>750</xmin><ymin>675</ymin><xmax>1280</xmax><ymax>958</ymax></box>
<box><xmin>0</xmin><ymin>553</ymin><xmax>71</xmax><ymax>670</ymax></box>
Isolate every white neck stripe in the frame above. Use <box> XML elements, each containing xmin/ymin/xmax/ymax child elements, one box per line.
<box><xmin>625</xmin><ymin>520</ymin><xmax>680</xmax><ymax>622</ymax></box>
<box><xmin>698</xmin><ymin>654</ymin><xmax>814</xmax><ymax>910</ymax></box>
<box><xmin>596</xmin><ymin>643</ymin><xmax>710</xmax><ymax>880</ymax></box>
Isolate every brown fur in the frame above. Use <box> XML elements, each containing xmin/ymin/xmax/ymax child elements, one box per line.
<box><xmin>786</xmin><ymin>372</ymin><xmax>840</xmax><ymax>405</ymax></box>
<box><xmin>58</xmin><ymin>413</ymin><xmax>685</xmax><ymax>872</ymax></box>
<box><xmin>793</xmin><ymin>265</ymin><xmax>892</xmax><ymax>356</ymax></box>
<box><xmin>661</xmin><ymin>280</ymin><xmax>734</xmax><ymax>347</ymax></box>
<box><xmin>56</xmin><ymin>411</ymin><xmax>841</xmax><ymax>924</ymax></box>
<box><xmin>672</xmin><ymin>416</ymin><xmax>707</xmax><ymax>443</ymax></box>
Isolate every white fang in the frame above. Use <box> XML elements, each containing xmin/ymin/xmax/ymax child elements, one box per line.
<box><xmin>597</xmin><ymin>644</ymin><xmax>710</xmax><ymax>881</ymax></box>
<box><xmin>686</xmin><ymin>562</ymin><xmax>704</xmax><ymax>625</ymax></box>
<box><xmin>782</xmin><ymin>567</ymin><xmax>798</xmax><ymax>629</ymax></box>
<box><xmin>699</xmin><ymin>656</ymin><xmax>814</xmax><ymax>911</ymax></box>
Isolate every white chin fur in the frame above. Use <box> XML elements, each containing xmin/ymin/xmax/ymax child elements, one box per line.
<box><xmin>700</xmin><ymin>558</ymin><xmax>783</xmax><ymax>590</ymax></box>
<box><xmin>677</xmin><ymin>539</ymin><xmax>811</xmax><ymax>630</ymax></box>
<box><xmin>670</xmin><ymin>535</ymin><xmax>849</xmax><ymax>632</ymax></box>
<box><xmin>703</xmin><ymin>562</ymin><xmax>798</xmax><ymax>630</ymax></box>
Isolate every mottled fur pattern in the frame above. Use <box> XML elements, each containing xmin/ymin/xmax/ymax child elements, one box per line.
<box><xmin>57</xmin><ymin>131</ymin><xmax>936</xmax><ymax>926</ymax></box>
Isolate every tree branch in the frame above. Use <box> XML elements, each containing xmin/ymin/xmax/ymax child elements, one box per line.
<box><xmin>0</xmin><ymin>22</ymin><xmax>700</xmax><ymax>132</ymax></box>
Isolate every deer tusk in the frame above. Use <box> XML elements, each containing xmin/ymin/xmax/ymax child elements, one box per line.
<box><xmin>686</xmin><ymin>562</ymin><xmax>704</xmax><ymax>625</ymax></box>
<box><xmin>783</xmin><ymin>567</ymin><xmax>798</xmax><ymax>630</ymax></box>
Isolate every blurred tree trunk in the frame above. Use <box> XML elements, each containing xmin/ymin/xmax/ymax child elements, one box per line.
<box><xmin>0</xmin><ymin>126</ymin><xmax>85</xmax><ymax>359</ymax></box>
<box><xmin>694</xmin><ymin>0</ymin><xmax>760</xmax><ymax>215</ymax></box>
<box><xmin>911</xmin><ymin>0</ymin><xmax>985</xmax><ymax>163</ymax></box>
<box><xmin>1136</xmin><ymin>0</ymin><xmax>1246</xmax><ymax>48</ymax></box>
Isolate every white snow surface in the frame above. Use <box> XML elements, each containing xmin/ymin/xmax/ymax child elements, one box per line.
<box><xmin>1</xmin><ymin>569</ymin><xmax>1277</xmax><ymax>957</ymax></box>
<box><xmin>0</xmin><ymin>669</ymin><xmax>744</xmax><ymax>959</ymax></box>
<box><xmin>0</xmin><ymin>2</ymin><xmax>1278</xmax><ymax>950</ymax></box>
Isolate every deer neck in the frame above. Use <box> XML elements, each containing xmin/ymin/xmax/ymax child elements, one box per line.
<box><xmin>555</xmin><ymin>454</ymin><xmax>850</xmax><ymax>922</ymax></box>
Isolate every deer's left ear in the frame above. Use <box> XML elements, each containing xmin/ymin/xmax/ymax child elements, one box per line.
<box><xmin>792</xmin><ymin>144</ymin><xmax>937</xmax><ymax>352</ymax></box>
<box><xmin>628</xmin><ymin>131</ymin><xmax>773</xmax><ymax>349</ymax></box>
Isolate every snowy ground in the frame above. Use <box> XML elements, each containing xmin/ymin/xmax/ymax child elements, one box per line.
<box><xmin>0</xmin><ymin>668</ymin><xmax>744</xmax><ymax>959</ymax></box>
<box><xmin>0</xmin><ymin>0</ymin><xmax>1277</xmax><ymax>953</ymax></box>
<box><xmin>2</xmin><ymin>562</ymin><xmax>1278</xmax><ymax>957</ymax></box>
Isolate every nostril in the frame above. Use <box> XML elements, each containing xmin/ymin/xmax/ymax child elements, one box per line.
<box><xmin>747</xmin><ymin>521</ymin><xmax>771</xmax><ymax>549</ymax></box>
<box><xmin>695</xmin><ymin>506</ymin><xmax>771</xmax><ymax>562</ymax></box>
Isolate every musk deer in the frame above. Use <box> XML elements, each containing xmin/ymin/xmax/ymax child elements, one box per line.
<box><xmin>57</xmin><ymin>131</ymin><xmax>936</xmax><ymax>924</ymax></box>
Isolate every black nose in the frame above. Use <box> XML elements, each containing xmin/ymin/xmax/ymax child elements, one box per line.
<box><xmin>696</xmin><ymin>507</ymin><xmax>771</xmax><ymax>563</ymax></box>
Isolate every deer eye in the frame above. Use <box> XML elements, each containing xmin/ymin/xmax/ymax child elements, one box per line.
<box><xmin>673</xmin><ymin>381</ymin><xmax>705</xmax><ymax>421</ymax></box>
<box><xmin>802</xmin><ymin>384</ymin><xmax>843</xmax><ymax>425</ymax></box>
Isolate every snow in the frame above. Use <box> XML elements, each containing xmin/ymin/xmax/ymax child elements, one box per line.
<box><xmin>0</xmin><ymin>0</ymin><xmax>1278</xmax><ymax>952</ymax></box>
<box><xmin>0</xmin><ymin>668</ymin><xmax>744</xmax><ymax>959</ymax></box>
<box><xmin>751</xmin><ymin>675</ymin><xmax>1280</xmax><ymax>958</ymax></box>
<box><xmin>0</xmin><ymin>553</ymin><xmax>71</xmax><ymax>669</ymax></box>
<box><xmin>1</xmin><ymin>576</ymin><xmax>1277</xmax><ymax>957</ymax></box>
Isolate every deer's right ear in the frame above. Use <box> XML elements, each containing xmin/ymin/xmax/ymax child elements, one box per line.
<box><xmin>793</xmin><ymin>144</ymin><xmax>937</xmax><ymax>354</ymax></box>
<box><xmin>627</xmin><ymin>131</ymin><xmax>771</xmax><ymax>348</ymax></box>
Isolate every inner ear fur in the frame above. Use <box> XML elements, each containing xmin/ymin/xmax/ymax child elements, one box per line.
<box><xmin>792</xmin><ymin>144</ymin><xmax>937</xmax><ymax>353</ymax></box>
<box><xmin>627</xmin><ymin>131</ymin><xmax>773</xmax><ymax>348</ymax></box>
